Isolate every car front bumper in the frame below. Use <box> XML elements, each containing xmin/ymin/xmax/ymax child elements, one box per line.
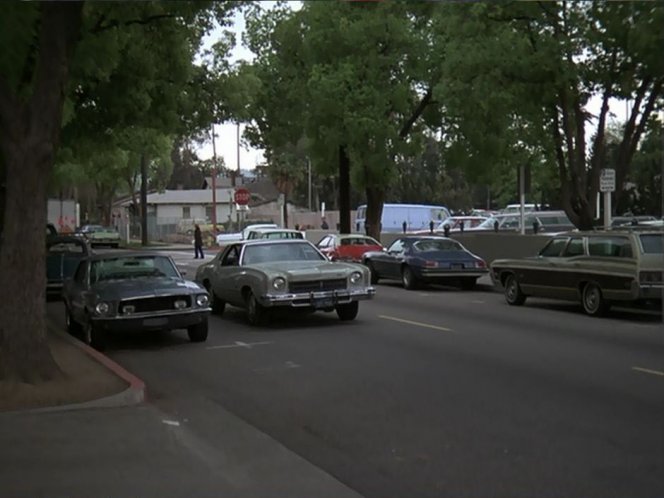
<box><xmin>91</xmin><ymin>308</ymin><xmax>211</xmax><ymax>332</ymax></box>
<box><xmin>638</xmin><ymin>284</ymin><xmax>664</xmax><ymax>301</ymax></box>
<box><xmin>259</xmin><ymin>287</ymin><xmax>376</xmax><ymax>309</ymax></box>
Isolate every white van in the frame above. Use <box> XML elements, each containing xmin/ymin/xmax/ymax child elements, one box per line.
<box><xmin>355</xmin><ymin>203</ymin><xmax>450</xmax><ymax>233</ymax></box>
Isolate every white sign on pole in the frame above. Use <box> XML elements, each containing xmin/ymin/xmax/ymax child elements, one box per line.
<box><xmin>600</xmin><ymin>168</ymin><xmax>616</xmax><ymax>193</ymax></box>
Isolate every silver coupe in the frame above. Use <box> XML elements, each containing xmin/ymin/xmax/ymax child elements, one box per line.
<box><xmin>195</xmin><ymin>239</ymin><xmax>375</xmax><ymax>325</ymax></box>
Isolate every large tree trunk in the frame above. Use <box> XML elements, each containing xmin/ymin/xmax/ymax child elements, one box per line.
<box><xmin>338</xmin><ymin>145</ymin><xmax>351</xmax><ymax>234</ymax></box>
<box><xmin>0</xmin><ymin>2</ymin><xmax>83</xmax><ymax>382</ymax></box>
<box><xmin>365</xmin><ymin>187</ymin><xmax>384</xmax><ymax>242</ymax></box>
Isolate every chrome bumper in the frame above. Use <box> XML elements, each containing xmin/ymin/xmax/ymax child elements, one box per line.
<box><xmin>260</xmin><ymin>287</ymin><xmax>376</xmax><ymax>308</ymax></box>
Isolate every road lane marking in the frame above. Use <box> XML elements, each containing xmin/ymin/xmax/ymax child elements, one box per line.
<box><xmin>206</xmin><ymin>341</ymin><xmax>274</xmax><ymax>350</ymax></box>
<box><xmin>632</xmin><ymin>366</ymin><xmax>664</xmax><ymax>377</ymax></box>
<box><xmin>162</xmin><ymin>420</ymin><xmax>180</xmax><ymax>426</ymax></box>
<box><xmin>253</xmin><ymin>361</ymin><xmax>301</xmax><ymax>373</ymax></box>
<box><xmin>378</xmin><ymin>315</ymin><xmax>454</xmax><ymax>333</ymax></box>
<box><xmin>470</xmin><ymin>300</ymin><xmax>485</xmax><ymax>304</ymax></box>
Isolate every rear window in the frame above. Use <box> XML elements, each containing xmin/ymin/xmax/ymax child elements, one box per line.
<box><xmin>587</xmin><ymin>237</ymin><xmax>633</xmax><ymax>258</ymax></box>
<box><xmin>341</xmin><ymin>237</ymin><xmax>378</xmax><ymax>246</ymax></box>
<box><xmin>639</xmin><ymin>234</ymin><xmax>663</xmax><ymax>254</ymax></box>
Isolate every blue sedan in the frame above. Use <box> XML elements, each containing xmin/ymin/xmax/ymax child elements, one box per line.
<box><xmin>362</xmin><ymin>236</ymin><xmax>488</xmax><ymax>290</ymax></box>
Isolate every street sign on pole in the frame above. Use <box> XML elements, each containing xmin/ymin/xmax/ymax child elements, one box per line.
<box><xmin>599</xmin><ymin>169</ymin><xmax>616</xmax><ymax>193</ymax></box>
<box><xmin>234</xmin><ymin>187</ymin><xmax>251</xmax><ymax>206</ymax></box>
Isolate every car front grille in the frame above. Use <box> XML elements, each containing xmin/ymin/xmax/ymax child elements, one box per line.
<box><xmin>289</xmin><ymin>278</ymin><xmax>347</xmax><ymax>293</ymax></box>
<box><xmin>120</xmin><ymin>295</ymin><xmax>191</xmax><ymax>314</ymax></box>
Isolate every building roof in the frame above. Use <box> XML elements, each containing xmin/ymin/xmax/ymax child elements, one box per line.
<box><xmin>118</xmin><ymin>189</ymin><xmax>235</xmax><ymax>206</ymax></box>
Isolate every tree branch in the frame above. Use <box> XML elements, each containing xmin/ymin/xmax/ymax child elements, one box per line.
<box><xmin>90</xmin><ymin>13</ymin><xmax>177</xmax><ymax>34</ymax></box>
<box><xmin>399</xmin><ymin>86</ymin><xmax>432</xmax><ymax>139</ymax></box>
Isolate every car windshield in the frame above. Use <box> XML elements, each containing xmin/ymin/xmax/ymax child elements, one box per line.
<box><xmin>242</xmin><ymin>242</ymin><xmax>325</xmax><ymax>264</ymax></box>
<box><xmin>412</xmin><ymin>239</ymin><xmax>463</xmax><ymax>252</ymax></box>
<box><xmin>476</xmin><ymin>216</ymin><xmax>502</xmax><ymax>229</ymax></box>
<box><xmin>90</xmin><ymin>255</ymin><xmax>179</xmax><ymax>283</ymax></box>
<box><xmin>639</xmin><ymin>234</ymin><xmax>664</xmax><ymax>254</ymax></box>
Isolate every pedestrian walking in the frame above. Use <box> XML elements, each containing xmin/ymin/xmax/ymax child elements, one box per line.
<box><xmin>321</xmin><ymin>217</ymin><xmax>329</xmax><ymax>230</ymax></box>
<box><xmin>402</xmin><ymin>221</ymin><xmax>408</xmax><ymax>233</ymax></box>
<box><xmin>194</xmin><ymin>224</ymin><xmax>204</xmax><ymax>259</ymax></box>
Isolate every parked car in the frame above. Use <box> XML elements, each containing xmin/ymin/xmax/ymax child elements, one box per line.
<box><xmin>195</xmin><ymin>239</ymin><xmax>375</xmax><ymax>325</ymax></box>
<box><xmin>76</xmin><ymin>224</ymin><xmax>122</xmax><ymax>248</ymax></box>
<box><xmin>245</xmin><ymin>227</ymin><xmax>304</xmax><ymax>240</ymax></box>
<box><xmin>63</xmin><ymin>252</ymin><xmax>211</xmax><ymax>349</ymax></box>
<box><xmin>47</xmin><ymin>236</ymin><xmax>90</xmax><ymax>297</ymax></box>
<box><xmin>490</xmin><ymin>229</ymin><xmax>664</xmax><ymax>316</ymax></box>
<box><xmin>316</xmin><ymin>234</ymin><xmax>384</xmax><ymax>262</ymax></box>
<box><xmin>468</xmin><ymin>211</ymin><xmax>574</xmax><ymax>234</ymax></box>
<box><xmin>216</xmin><ymin>223</ymin><xmax>278</xmax><ymax>245</ymax></box>
<box><xmin>412</xmin><ymin>216</ymin><xmax>487</xmax><ymax>234</ymax></box>
<box><xmin>362</xmin><ymin>235</ymin><xmax>488</xmax><ymax>290</ymax></box>
<box><xmin>611</xmin><ymin>215</ymin><xmax>657</xmax><ymax>227</ymax></box>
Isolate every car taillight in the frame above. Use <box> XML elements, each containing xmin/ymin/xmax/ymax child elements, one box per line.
<box><xmin>476</xmin><ymin>259</ymin><xmax>487</xmax><ymax>268</ymax></box>
<box><xmin>423</xmin><ymin>260</ymin><xmax>438</xmax><ymax>268</ymax></box>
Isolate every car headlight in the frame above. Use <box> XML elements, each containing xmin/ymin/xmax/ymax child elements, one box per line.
<box><xmin>349</xmin><ymin>271</ymin><xmax>362</xmax><ymax>284</ymax></box>
<box><xmin>95</xmin><ymin>302</ymin><xmax>110</xmax><ymax>315</ymax></box>
<box><xmin>273</xmin><ymin>277</ymin><xmax>286</xmax><ymax>291</ymax></box>
<box><xmin>196</xmin><ymin>294</ymin><xmax>209</xmax><ymax>307</ymax></box>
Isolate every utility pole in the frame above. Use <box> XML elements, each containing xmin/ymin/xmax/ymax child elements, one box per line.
<box><xmin>210</xmin><ymin>124</ymin><xmax>218</xmax><ymax>231</ymax></box>
<box><xmin>308</xmin><ymin>158</ymin><xmax>312</xmax><ymax>212</ymax></box>
<box><xmin>236</xmin><ymin>122</ymin><xmax>241</xmax><ymax>179</ymax></box>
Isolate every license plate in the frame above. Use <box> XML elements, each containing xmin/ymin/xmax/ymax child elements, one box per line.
<box><xmin>314</xmin><ymin>298</ymin><xmax>334</xmax><ymax>309</ymax></box>
<box><xmin>143</xmin><ymin>317</ymin><xmax>168</xmax><ymax>327</ymax></box>
<box><xmin>451</xmin><ymin>264</ymin><xmax>464</xmax><ymax>269</ymax></box>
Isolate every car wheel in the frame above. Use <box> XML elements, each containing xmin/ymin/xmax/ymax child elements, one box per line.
<box><xmin>459</xmin><ymin>277</ymin><xmax>477</xmax><ymax>291</ymax></box>
<box><xmin>336</xmin><ymin>301</ymin><xmax>359</xmax><ymax>321</ymax></box>
<box><xmin>203</xmin><ymin>280</ymin><xmax>226</xmax><ymax>315</ymax></box>
<box><xmin>401</xmin><ymin>266</ymin><xmax>419</xmax><ymax>290</ymax></box>
<box><xmin>65</xmin><ymin>305</ymin><xmax>82</xmax><ymax>338</ymax></box>
<box><xmin>504</xmin><ymin>274</ymin><xmax>526</xmax><ymax>306</ymax></box>
<box><xmin>84</xmin><ymin>319</ymin><xmax>106</xmax><ymax>351</ymax></box>
<box><xmin>582</xmin><ymin>282</ymin><xmax>610</xmax><ymax>317</ymax></box>
<box><xmin>246</xmin><ymin>291</ymin><xmax>267</xmax><ymax>326</ymax></box>
<box><xmin>211</xmin><ymin>291</ymin><xmax>226</xmax><ymax>315</ymax></box>
<box><xmin>366</xmin><ymin>261</ymin><xmax>379</xmax><ymax>285</ymax></box>
<box><xmin>187</xmin><ymin>319</ymin><xmax>209</xmax><ymax>342</ymax></box>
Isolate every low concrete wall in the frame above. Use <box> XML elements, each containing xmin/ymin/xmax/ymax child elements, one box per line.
<box><xmin>303</xmin><ymin>229</ymin><xmax>553</xmax><ymax>264</ymax></box>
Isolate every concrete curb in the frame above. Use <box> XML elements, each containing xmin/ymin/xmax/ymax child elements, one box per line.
<box><xmin>20</xmin><ymin>324</ymin><xmax>147</xmax><ymax>414</ymax></box>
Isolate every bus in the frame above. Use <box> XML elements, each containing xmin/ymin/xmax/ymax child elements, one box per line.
<box><xmin>354</xmin><ymin>203</ymin><xmax>451</xmax><ymax>233</ymax></box>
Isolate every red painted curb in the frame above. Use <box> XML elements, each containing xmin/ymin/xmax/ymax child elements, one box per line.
<box><xmin>50</xmin><ymin>324</ymin><xmax>146</xmax><ymax>405</ymax></box>
<box><xmin>72</xmin><ymin>337</ymin><xmax>146</xmax><ymax>395</ymax></box>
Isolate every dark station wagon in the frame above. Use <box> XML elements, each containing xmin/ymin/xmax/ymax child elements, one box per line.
<box><xmin>491</xmin><ymin>229</ymin><xmax>664</xmax><ymax>316</ymax></box>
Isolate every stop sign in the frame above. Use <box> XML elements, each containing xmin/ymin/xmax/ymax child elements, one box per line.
<box><xmin>234</xmin><ymin>187</ymin><xmax>251</xmax><ymax>205</ymax></box>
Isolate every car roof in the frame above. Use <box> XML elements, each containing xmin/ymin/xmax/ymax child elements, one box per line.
<box><xmin>47</xmin><ymin>235</ymin><xmax>88</xmax><ymax>246</ymax></box>
<box><xmin>250</xmin><ymin>228</ymin><xmax>300</xmax><ymax>233</ymax></box>
<box><xmin>237</xmin><ymin>238</ymin><xmax>312</xmax><ymax>246</ymax></box>
<box><xmin>85</xmin><ymin>251</ymin><xmax>168</xmax><ymax>261</ymax></box>
<box><xmin>549</xmin><ymin>228</ymin><xmax>664</xmax><ymax>237</ymax></box>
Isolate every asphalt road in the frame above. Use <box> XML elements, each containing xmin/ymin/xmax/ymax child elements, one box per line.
<box><xmin>76</xmin><ymin>251</ymin><xmax>664</xmax><ymax>497</ymax></box>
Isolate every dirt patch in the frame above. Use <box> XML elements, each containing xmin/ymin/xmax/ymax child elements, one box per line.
<box><xmin>0</xmin><ymin>331</ymin><xmax>128</xmax><ymax>412</ymax></box>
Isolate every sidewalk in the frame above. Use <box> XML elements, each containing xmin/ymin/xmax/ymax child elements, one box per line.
<box><xmin>0</xmin><ymin>311</ymin><xmax>363</xmax><ymax>498</ymax></box>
